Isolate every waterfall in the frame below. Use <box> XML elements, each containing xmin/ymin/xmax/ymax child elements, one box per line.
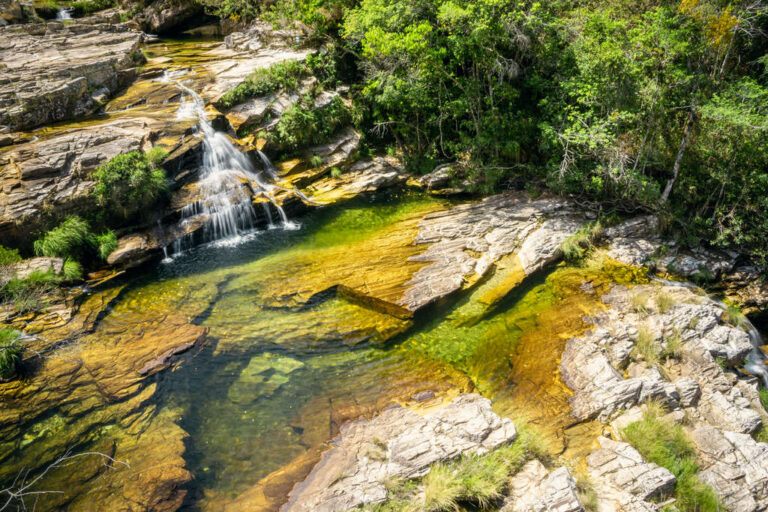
<box><xmin>651</xmin><ymin>275</ymin><xmax>768</xmax><ymax>386</ymax></box>
<box><xmin>158</xmin><ymin>71</ymin><xmax>298</xmax><ymax>255</ymax></box>
<box><xmin>56</xmin><ymin>7</ymin><xmax>73</xmax><ymax>20</ymax></box>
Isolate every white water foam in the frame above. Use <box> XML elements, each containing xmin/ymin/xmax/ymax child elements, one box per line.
<box><xmin>56</xmin><ymin>7</ymin><xmax>73</xmax><ymax>20</ymax></box>
<box><xmin>157</xmin><ymin>71</ymin><xmax>300</xmax><ymax>255</ymax></box>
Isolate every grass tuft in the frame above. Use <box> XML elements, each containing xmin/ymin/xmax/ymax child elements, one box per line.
<box><xmin>631</xmin><ymin>290</ymin><xmax>650</xmax><ymax>314</ymax></box>
<box><xmin>34</xmin><ymin>216</ymin><xmax>90</xmax><ymax>260</ymax></box>
<box><xmin>655</xmin><ymin>291</ymin><xmax>676</xmax><ymax>313</ymax></box>
<box><xmin>632</xmin><ymin>324</ymin><xmax>659</xmax><ymax>365</ymax></box>
<box><xmin>0</xmin><ymin>327</ymin><xmax>22</xmax><ymax>381</ymax></box>
<box><xmin>559</xmin><ymin>222</ymin><xmax>603</xmax><ymax>263</ymax></box>
<box><xmin>623</xmin><ymin>406</ymin><xmax>720</xmax><ymax>511</ymax></box>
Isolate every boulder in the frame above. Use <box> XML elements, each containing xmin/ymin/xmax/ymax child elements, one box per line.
<box><xmin>587</xmin><ymin>437</ymin><xmax>676</xmax><ymax>501</ymax></box>
<box><xmin>281</xmin><ymin>394</ymin><xmax>517</xmax><ymax>512</ymax></box>
<box><xmin>136</xmin><ymin>0</ymin><xmax>202</xmax><ymax>33</ymax></box>
<box><xmin>8</xmin><ymin>257</ymin><xmax>63</xmax><ymax>278</ymax></box>
<box><xmin>501</xmin><ymin>460</ymin><xmax>584</xmax><ymax>512</ymax></box>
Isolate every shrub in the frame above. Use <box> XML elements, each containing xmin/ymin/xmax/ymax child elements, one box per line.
<box><xmin>271</xmin><ymin>95</ymin><xmax>350</xmax><ymax>152</ymax></box>
<box><xmin>310</xmin><ymin>154</ymin><xmax>324</xmax><ymax>168</ymax></box>
<box><xmin>330</xmin><ymin>167</ymin><xmax>342</xmax><ymax>178</ymax></box>
<box><xmin>71</xmin><ymin>0</ymin><xmax>114</xmax><ymax>15</ymax></box>
<box><xmin>146</xmin><ymin>146</ymin><xmax>169</xmax><ymax>169</ymax></box>
<box><xmin>623</xmin><ymin>407</ymin><xmax>720</xmax><ymax>511</ymax></box>
<box><xmin>0</xmin><ymin>328</ymin><xmax>22</xmax><ymax>381</ymax></box>
<box><xmin>0</xmin><ymin>246</ymin><xmax>21</xmax><ymax>266</ymax></box>
<box><xmin>559</xmin><ymin>222</ymin><xmax>603</xmax><ymax>263</ymax></box>
<box><xmin>218</xmin><ymin>60</ymin><xmax>309</xmax><ymax>109</ymax></box>
<box><xmin>61</xmin><ymin>259</ymin><xmax>83</xmax><ymax>281</ymax></box>
<box><xmin>92</xmin><ymin>230</ymin><xmax>118</xmax><ymax>261</ymax></box>
<box><xmin>33</xmin><ymin>216</ymin><xmax>91</xmax><ymax>260</ymax></box>
<box><xmin>92</xmin><ymin>151</ymin><xmax>168</xmax><ymax>222</ymax></box>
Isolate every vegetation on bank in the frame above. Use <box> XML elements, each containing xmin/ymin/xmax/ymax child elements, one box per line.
<box><xmin>207</xmin><ymin>0</ymin><xmax>768</xmax><ymax>268</ymax></box>
<box><xmin>0</xmin><ymin>328</ymin><xmax>22</xmax><ymax>381</ymax></box>
<box><xmin>622</xmin><ymin>403</ymin><xmax>720</xmax><ymax>511</ymax></box>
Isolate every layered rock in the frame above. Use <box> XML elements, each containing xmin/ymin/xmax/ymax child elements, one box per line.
<box><xmin>501</xmin><ymin>460</ymin><xmax>584</xmax><ymax>512</ymax></box>
<box><xmin>398</xmin><ymin>193</ymin><xmax>586</xmax><ymax>312</ymax></box>
<box><xmin>0</xmin><ymin>22</ymin><xmax>144</xmax><ymax>132</ymax></box>
<box><xmin>280</xmin><ymin>394</ymin><xmax>517</xmax><ymax>512</ymax></box>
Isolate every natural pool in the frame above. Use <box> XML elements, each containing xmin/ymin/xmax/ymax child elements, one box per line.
<box><xmin>0</xmin><ymin>189</ymin><xmax>656</xmax><ymax>511</ymax></box>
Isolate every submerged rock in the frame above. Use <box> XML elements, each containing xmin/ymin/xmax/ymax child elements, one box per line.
<box><xmin>281</xmin><ymin>394</ymin><xmax>517</xmax><ymax>512</ymax></box>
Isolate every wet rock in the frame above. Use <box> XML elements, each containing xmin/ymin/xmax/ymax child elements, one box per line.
<box><xmin>398</xmin><ymin>193</ymin><xmax>586</xmax><ymax>312</ymax></box>
<box><xmin>690</xmin><ymin>425</ymin><xmax>768</xmax><ymax>512</ymax></box>
<box><xmin>587</xmin><ymin>437</ymin><xmax>676</xmax><ymax>501</ymax></box>
<box><xmin>0</xmin><ymin>23</ymin><xmax>144</xmax><ymax>131</ymax></box>
<box><xmin>281</xmin><ymin>394</ymin><xmax>517</xmax><ymax>512</ymax></box>
<box><xmin>718</xmin><ymin>265</ymin><xmax>768</xmax><ymax>319</ymax></box>
<box><xmin>501</xmin><ymin>460</ymin><xmax>584</xmax><ymax>512</ymax></box>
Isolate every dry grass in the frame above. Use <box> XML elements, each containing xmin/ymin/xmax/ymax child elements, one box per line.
<box><xmin>631</xmin><ymin>291</ymin><xmax>651</xmax><ymax>314</ymax></box>
<box><xmin>655</xmin><ymin>291</ymin><xmax>676</xmax><ymax>313</ymax></box>
<box><xmin>632</xmin><ymin>324</ymin><xmax>659</xmax><ymax>365</ymax></box>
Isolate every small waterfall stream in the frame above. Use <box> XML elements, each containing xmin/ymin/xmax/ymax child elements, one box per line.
<box><xmin>651</xmin><ymin>275</ymin><xmax>768</xmax><ymax>386</ymax></box>
<box><xmin>158</xmin><ymin>71</ymin><xmax>298</xmax><ymax>255</ymax></box>
<box><xmin>56</xmin><ymin>7</ymin><xmax>73</xmax><ymax>20</ymax></box>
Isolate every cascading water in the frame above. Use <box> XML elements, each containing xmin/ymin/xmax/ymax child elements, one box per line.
<box><xmin>651</xmin><ymin>275</ymin><xmax>768</xmax><ymax>386</ymax></box>
<box><xmin>158</xmin><ymin>71</ymin><xmax>298</xmax><ymax>254</ymax></box>
<box><xmin>56</xmin><ymin>7</ymin><xmax>73</xmax><ymax>20</ymax></box>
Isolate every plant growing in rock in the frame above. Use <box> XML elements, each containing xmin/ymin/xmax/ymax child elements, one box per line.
<box><xmin>271</xmin><ymin>95</ymin><xmax>350</xmax><ymax>152</ymax></box>
<box><xmin>631</xmin><ymin>291</ymin><xmax>650</xmax><ymax>314</ymax></box>
<box><xmin>34</xmin><ymin>216</ymin><xmax>91</xmax><ymax>260</ymax></box>
<box><xmin>655</xmin><ymin>291</ymin><xmax>676</xmax><ymax>313</ymax></box>
<box><xmin>92</xmin><ymin>150</ymin><xmax>168</xmax><ymax>223</ymax></box>
<box><xmin>632</xmin><ymin>325</ymin><xmax>659</xmax><ymax>365</ymax></box>
<box><xmin>0</xmin><ymin>246</ymin><xmax>21</xmax><ymax>266</ymax></box>
<box><xmin>559</xmin><ymin>222</ymin><xmax>603</xmax><ymax>263</ymax></box>
<box><xmin>0</xmin><ymin>328</ymin><xmax>22</xmax><ymax>381</ymax></box>
<box><xmin>218</xmin><ymin>60</ymin><xmax>309</xmax><ymax>109</ymax></box>
<box><xmin>623</xmin><ymin>406</ymin><xmax>720</xmax><ymax>511</ymax></box>
<box><xmin>92</xmin><ymin>230</ymin><xmax>118</xmax><ymax>261</ymax></box>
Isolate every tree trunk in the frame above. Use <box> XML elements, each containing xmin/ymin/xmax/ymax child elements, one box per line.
<box><xmin>661</xmin><ymin>103</ymin><xmax>696</xmax><ymax>203</ymax></box>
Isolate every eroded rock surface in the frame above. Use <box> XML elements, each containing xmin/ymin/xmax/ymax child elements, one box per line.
<box><xmin>399</xmin><ymin>193</ymin><xmax>586</xmax><ymax>312</ymax></box>
<box><xmin>0</xmin><ymin>22</ymin><xmax>144</xmax><ymax>132</ymax></box>
<box><xmin>281</xmin><ymin>394</ymin><xmax>517</xmax><ymax>512</ymax></box>
<box><xmin>501</xmin><ymin>460</ymin><xmax>584</xmax><ymax>512</ymax></box>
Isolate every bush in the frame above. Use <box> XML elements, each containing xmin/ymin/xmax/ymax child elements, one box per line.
<box><xmin>0</xmin><ymin>246</ymin><xmax>21</xmax><ymax>266</ymax></box>
<box><xmin>623</xmin><ymin>407</ymin><xmax>720</xmax><ymax>511</ymax></box>
<box><xmin>92</xmin><ymin>151</ymin><xmax>168</xmax><ymax>222</ymax></box>
<box><xmin>92</xmin><ymin>230</ymin><xmax>118</xmax><ymax>261</ymax></box>
<box><xmin>71</xmin><ymin>0</ymin><xmax>114</xmax><ymax>15</ymax></box>
<box><xmin>218</xmin><ymin>60</ymin><xmax>309</xmax><ymax>109</ymax></box>
<box><xmin>559</xmin><ymin>222</ymin><xmax>602</xmax><ymax>263</ymax></box>
<box><xmin>61</xmin><ymin>259</ymin><xmax>83</xmax><ymax>281</ymax></box>
<box><xmin>33</xmin><ymin>216</ymin><xmax>91</xmax><ymax>260</ymax></box>
<box><xmin>0</xmin><ymin>328</ymin><xmax>22</xmax><ymax>381</ymax></box>
<box><xmin>271</xmin><ymin>95</ymin><xmax>350</xmax><ymax>151</ymax></box>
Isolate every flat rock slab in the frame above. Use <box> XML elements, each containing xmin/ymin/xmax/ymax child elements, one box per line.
<box><xmin>281</xmin><ymin>394</ymin><xmax>517</xmax><ymax>512</ymax></box>
<box><xmin>0</xmin><ymin>22</ymin><xmax>144</xmax><ymax>131</ymax></box>
<box><xmin>398</xmin><ymin>193</ymin><xmax>585</xmax><ymax>312</ymax></box>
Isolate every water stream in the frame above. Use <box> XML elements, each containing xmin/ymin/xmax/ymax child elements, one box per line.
<box><xmin>55</xmin><ymin>7</ymin><xmax>72</xmax><ymax>21</ymax></box>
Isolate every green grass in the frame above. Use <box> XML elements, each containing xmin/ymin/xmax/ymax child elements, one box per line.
<box><xmin>146</xmin><ymin>146</ymin><xmax>169</xmax><ymax>169</ymax></box>
<box><xmin>372</xmin><ymin>424</ymin><xmax>549</xmax><ymax>511</ymax></box>
<box><xmin>0</xmin><ymin>328</ymin><xmax>22</xmax><ymax>381</ymax></box>
<box><xmin>71</xmin><ymin>0</ymin><xmax>114</xmax><ymax>15</ymax></box>
<box><xmin>559</xmin><ymin>222</ymin><xmax>603</xmax><ymax>263</ymax></box>
<box><xmin>623</xmin><ymin>406</ymin><xmax>720</xmax><ymax>511</ymax></box>
<box><xmin>631</xmin><ymin>290</ymin><xmax>650</xmax><ymax>314</ymax></box>
<box><xmin>218</xmin><ymin>60</ymin><xmax>310</xmax><ymax>110</ymax></box>
<box><xmin>632</xmin><ymin>324</ymin><xmax>659</xmax><ymax>365</ymax></box>
<box><xmin>61</xmin><ymin>259</ymin><xmax>83</xmax><ymax>281</ymax></box>
<box><xmin>655</xmin><ymin>291</ymin><xmax>676</xmax><ymax>313</ymax></box>
<box><xmin>92</xmin><ymin>230</ymin><xmax>118</xmax><ymax>261</ymax></box>
<box><xmin>34</xmin><ymin>216</ymin><xmax>91</xmax><ymax>260</ymax></box>
<box><xmin>0</xmin><ymin>246</ymin><xmax>22</xmax><ymax>266</ymax></box>
<box><xmin>1</xmin><ymin>269</ymin><xmax>62</xmax><ymax>313</ymax></box>
<box><xmin>724</xmin><ymin>303</ymin><xmax>745</xmax><ymax>327</ymax></box>
<box><xmin>661</xmin><ymin>329</ymin><xmax>683</xmax><ymax>361</ymax></box>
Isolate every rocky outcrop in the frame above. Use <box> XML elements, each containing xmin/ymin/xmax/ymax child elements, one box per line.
<box><xmin>281</xmin><ymin>394</ymin><xmax>517</xmax><ymax>512</ymax></box>
<box><xmin>0</xmin><ymin>22</ymin><xmax>144</xmax><ymax>132</ymax></box>
<box><xmin>0</xmin><ymin>118</ymin><xmax>154</xmax><ymax>243</ymax></box>
<box><xmin>135</xmin><ymin>0</ymin><xmax>202</xmax><ymax>33</ymax></box>
<box><xmin>501</xmin><ymin>460</ymin><xmax>584</xmax><ymax>512</ymax></box>
<box><xmin>398</xmin><ymin>193</ymin><xmax>586</xmax><ymax>312</ymax></box>
<box><xmin>0</xmin><ymin>0</ymin><xmax>37</xmax><ymax>25</ymax></box>
<box><xmin>225</xmin><ymin>21</ymin><xmax>304</xmax><ymax>53</ymax></box>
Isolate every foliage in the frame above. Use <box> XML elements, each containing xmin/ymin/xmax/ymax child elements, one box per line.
<box><xmin>271</xmin><ymin>95</ymin><xmax>350</xmax><ymax>151</ymax></box>
<box><xmin>92</xmin><ymin>150</ymin><xmax>168</xmax><ymax>223</ymax></box>
<box><xmin>146</xmin><ymin>146</ymin><xmax>169</xmax><ymax>169</ymax></box>
<box><xmin>92</xmin><ymin>230</ymin><xmax>118</xmax><ymax>261</ymax></box>
<box><xmin>33</xmin><ymin>216</ymin><xmax>91</xmax><ymax>260</ymax></box>
<box><xmin>0</xmin><ymin>246</ymin><xmax>22</xmax><ymax>266</ymax></box>
<box><xmin>623</xmin><ymin>406</ymin><xmax>720</xmax><ymax>511</ymax></box>
<box><xmin>560</xmin><ymin>222</ymin><xmax>603</xmax><ymax>262</ymax></box>
<box><xmin>71</xmin><ymin>0</ymin><xmax>114</xmax><ymax>15</ymax></box>
<box><xmin>0</xmin><ymin>328</ymin><xmax>22</xmax><ymax>381</ymax></box>
<box><xmin>218</xmin><ymin>60</ymin><xmax>309</xmax><ymax>109</ymax></box>
<box><xmin>724</xmin><ymin>303</ymin><xmax>746</xmax><ymax>327</ymax></box>
<box><xmin>61</xmin><ymin>259</ymin><xmax>83</xmax><ymax>281</ymax></box>
<box><xmin>370</xmin><ymin>423</ymin><xmax>549</xmax><ymax>511</ymax></box>
<box><xmin>0</xmin><ymin>269</ymin><xmax>61</xmax><ymax>314</ymax></box>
